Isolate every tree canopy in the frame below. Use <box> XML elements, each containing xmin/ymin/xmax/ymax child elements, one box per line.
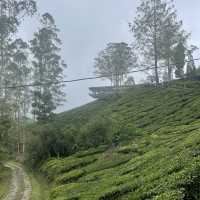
<box><xmin>94</xmin><ymin>42</ymin><xmax>137</xmax><ymax>87</ymax></box>
<box><xmin>30</xmin><ymin>13</ymin><xmax>67</xmax><ymax>121</ymax></box>
<box><xmin>130</xmin><ymin>0</ymin><xmax>187</xmax><ymax>84</ymax></box>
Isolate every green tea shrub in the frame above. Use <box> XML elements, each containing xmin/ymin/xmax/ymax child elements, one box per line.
<box><xmin>78</xmin><ymin>116</ymin><xmax>112</xmax><ymax>148</ymax></box>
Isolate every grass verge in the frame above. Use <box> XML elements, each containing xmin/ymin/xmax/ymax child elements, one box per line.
<box><xmin>28</xmin><ymin>170</ymin><xmax>50</xmax><ymax>200</ymax></box>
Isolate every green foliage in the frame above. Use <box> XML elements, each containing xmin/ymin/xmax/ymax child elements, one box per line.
<box><xmin>94</xmin><ymin>42</ymin><xmax>137</xmax><ymax>86</ymax></box>
<box><xmin>48</xmin><ymin>130</ymin><xmax>200</xmax><ymax>200</ymax></box>
<box><xmin>0</xmin><ymin>163</ymin><xmax>11</xmax><ymax>199</ymax></box>
<box><xmin>78</xmin><ymin>117</ymin><xmax>112</xmax><ymax>148</ymax></box>
<box><xmin>40</xmin><ymin>155</ymin><xmax>99</xmax><ymax>182</ymax></box>
<box><xmin>27</xmin><ymin>117</ymin><xmax>113</xmax><ymax>167</ymax></box>
<box><xmin>173</xmin><ymin>42</ymin><xmax>186</xmax><ymax>78</ymax></box>
<box><xmin>34</xmin><ymin>79</ymin><xmax>200</xmax><ymax>199</ymax></box>
<box><xmin>130</xmin><ymin>0</ymin><xmax>187</xmax><ymax>83</ymax></box>
<box><xmin>111</xmin><ymin>123</ymin><xmax>138</xmax><ymax>146</ymax></box>
<box><xmin>31</xmin><ymin>13</ymin><xmax>66</xmax><ymax>122</ymax></box>
<box><xmin>26</xmin><ymin>123</ymin><xmax>78</xmax><ymax>167</ymax></box>
<box><xmin>55</xmin><ymin>169</ymin><xmax>85</xmax><ymax>184</ymax></box>
<box><xmin>0</xmin><ymin>152</ymin><xmax>12</xmax><ymax>199</ymax></box>
<box><xmin>0</xmin><ymin>116</ymin><xmax>12</xmax><ymax>143</ymax></box>
<box><xmin>0</xmin><ymin>0</ymin><xmax>37</xmax><ymax>103</ymax></box>
<box><xmin>186</xmin><ymin>46</ymin><xmax>198</xmax><ymax>79</ymax></box>
<box><xmin>0</xmin><ymin>115</ymin><xmax>16</xmax><ymax>154</ymax></box>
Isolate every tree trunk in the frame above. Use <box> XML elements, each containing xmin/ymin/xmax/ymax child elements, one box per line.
<box><xmin>153</xmin><ymin>0</ymin><xmax>159</xmax><ymax>86</ymax></box>
<box><xmin>167</xmin><ymin>58</ymin><xmax>172</xmax><ymax>82</ymax></box>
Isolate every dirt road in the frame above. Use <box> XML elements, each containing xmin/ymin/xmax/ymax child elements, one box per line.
<box><xmin>3</xmin><ymin>162</ymin><xmax>32</xmax><ymax>200</ymax></box>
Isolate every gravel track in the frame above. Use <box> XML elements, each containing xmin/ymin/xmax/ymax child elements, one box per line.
<box><xmin>3</xmin><ymin>162</ymin><xmax>32</xmax><ymax>200</ymax></box>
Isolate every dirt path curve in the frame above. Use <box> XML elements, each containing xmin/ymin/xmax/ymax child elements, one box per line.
<box><xmin>3</xmin><ymin>162</ymin><xmax>32</xmax><ymax>200</ymax></box>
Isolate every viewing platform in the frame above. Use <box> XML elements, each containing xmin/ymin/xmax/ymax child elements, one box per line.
<box><xmin>89</xmin><ymin>86</ymin><xmax>133</xmax><ymax>99</ymax></box>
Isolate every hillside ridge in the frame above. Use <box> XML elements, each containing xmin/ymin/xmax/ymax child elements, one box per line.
<box><xmin>34</xmin><ymin>80</ymin><xmax>200</xmax><ymax>200</ymax></box>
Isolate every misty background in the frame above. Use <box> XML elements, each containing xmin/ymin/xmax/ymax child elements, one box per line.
<box><xmin>18</xmin><ymin>0</ymin><xmax>200</xmax><ymax>112</ymax></box>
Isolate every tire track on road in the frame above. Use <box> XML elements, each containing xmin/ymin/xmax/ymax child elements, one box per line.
<box><xmin>3</xmin><ymin>162</ymin><xmax>32</xmax><ymax>200</ymax></box>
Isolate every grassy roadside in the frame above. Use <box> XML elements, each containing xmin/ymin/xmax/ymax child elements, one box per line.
<box><xmin>28</xmin><ymin>170</ymin><xmax>50</xmax><ymax>200</ymax></box>
<box><xmin>0</xmin><ymin>163</ymin><xmax>12</xmax><ymax>199</ymax></box>
<box><xmin>0</xmin><ymin>151</ymin><xmax>12</xmax><ymax>199</ymax></box>
<box><xmin>0</xmin><ymin>160</ymin><xmax>50</xmax><ymax>200</ymax></box>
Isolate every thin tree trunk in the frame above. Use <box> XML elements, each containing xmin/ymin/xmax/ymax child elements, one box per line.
<box><xmin>167</xmin><ymin>57</ymin><xmax>172</xmax><ymax>82</ymax></box>
<box><xmin>153</xmin><ymin>0</ymin><xmax>159</xmax><ymax>86</ymax></box>
<box><xmin>0</xmin><ymin>2</ymin><xmax>4</xmax><ymax>98</ymax></box>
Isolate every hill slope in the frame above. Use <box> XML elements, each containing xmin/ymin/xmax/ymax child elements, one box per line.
<box><xmin>41</xmin><ymin>80</ymin><xmax>200</xmax><ymax>200</ymax></box>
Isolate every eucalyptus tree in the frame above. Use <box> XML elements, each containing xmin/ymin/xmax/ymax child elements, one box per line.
<box><xmin>9</xmin><ymin>39</ymin><xmax>30</xmax><ymax>119</ymax></box>
<box><xmin>130</xmin><ymin>0</ymin><xmax>186</xmax><ymax>84</ymax></box>
<box><xmin>0</xmin><ymin>1</ymin><xmax>37</xmax><ymax>153</ymax></box>
<box><xmin>0</xmin><ymin>0</ymin><xmax>36</xmax><ymax>152</ymax></box>
<box><xmin>4</xmin><ymin>38</ymin><xmax>31</xmax><ymax>153</ymax></box>
<box><xmin>0</xmin><ymin>0</ymin><xmax>36</xmax><ymax>112</ymax></box>
<box><xmin>94</xmin><ymin>42</ymin><xmax>137</xmax><ymax>87</ymax></box>
<box><xmin>30</xmin><ymin>13</ymin><xmax>66</xmax><ymax>121</ymax></box>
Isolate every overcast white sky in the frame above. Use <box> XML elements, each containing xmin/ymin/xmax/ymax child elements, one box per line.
<box><xmin>19</xmin><ymin>0</ymin><xmax>200</xmax><ymax>112</ymax></box>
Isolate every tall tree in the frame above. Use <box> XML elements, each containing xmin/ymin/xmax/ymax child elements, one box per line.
<box><xmin>160</xmin><ymin>18</ymin><xmax>188</xmax><ymax>81</ymax></box>
<box><xmin>94</xmin><ymin>42</ymin><xmax>137</xmax><ymax>87</ymax></box>
<box><xmin>30</xmin><ymin>13</ymin><xmax>66</xmax><ymax>121</ymax></box>
<box><xmin>173</xmin><ymin>41</ymin><xmax>185</xmax><ymax>78</ymax></box>
<box><xmin>0</xmin><ymin>0</ymin><xmax>36</xmax><ymax>98</ymax></box>
<box><xmin>8</xmin><ymin>38</ymin><xmax>31</xmax><ymax>153</ymax></box>
<box><xmin>130</xmin><ymin>0</ymin><xmax>186</xmax><ymax>85</ymax></box>
<box><xmin>0</xmin><ymin>1</ymin><xmax>36</xmax><ymax>152</ymax></box>
<box><xmin>186</xmin><ymin>45</ymin><xmax>198</xmax><ymax>78</ymax></box>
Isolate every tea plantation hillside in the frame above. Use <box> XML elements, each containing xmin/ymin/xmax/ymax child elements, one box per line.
<box><xmin>38</xmin><ymin>80</ymin><xmax>200</xmax><ymax>200</ymax></box>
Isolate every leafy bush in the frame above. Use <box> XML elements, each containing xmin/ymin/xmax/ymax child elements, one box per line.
<box><xmin>78</xmin><ymin>116</ymin><xmax>112</xmax><ymax>148</ymax></box>
<box><xmin>26</xmin><ymin>117</ymin><xmax>114</xmax><ymax>167</ymax></box>
<box><xmin>26</xmin><ymin>123</ymin><xmax>78</xmax><ymax>167</ymax></box>
<box><xmin>55</xmin><ymin>169</ymin><xmax>85</xmax><ymax>184</ymax></box>
<box><xmin>0</xmin><ymin>116</ymin><xmax>13</xmax><ymax>153</ymax></box>
<box><xmin>111</xmin><ymin>123</ymin><xmax>138</xmax><ymax>146</ymax></box>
